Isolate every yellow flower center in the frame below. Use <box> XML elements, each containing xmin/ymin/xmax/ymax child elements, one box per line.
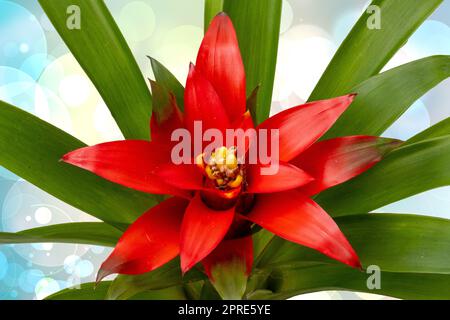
<box><xmin>196</xmin><ymin>146</ymin><xmax>244</xmax><ymax>190</ymax></box>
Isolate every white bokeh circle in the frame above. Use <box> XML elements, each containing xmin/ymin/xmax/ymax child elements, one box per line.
<box><xmin>1</xmin><ymin>180</ymin><xmax>97</xmax><ymax>268</ymax></box>
<box><xmin>58</xmin><ymin>74</ymin><xmax>92</xmax><ymax>108</ymax></box>
<box><xmin>153</xmin><ymin>25</ymin><xmax>203</xmax><ymax>84</ymax></box>
<box><xmin>118</xmin><ymin>1</ymin><xmax>156</xmax><ymax>43</ymax></box>
<box><xmin>35</xmin><ymin>277</ymin><xmax>60</xmax><ymax>300</ymax></box>
<box><xmin>280</xmin><ymin>0</ymin><xmax>294</xmax><ymax>33</ymax></box>
<box><xmin>273</xmin><ymin>25</ymin><xmax>336</xmax><ymax>102</ymax></box>
<box><xmin>34</xmin><ymin>207</ymin><xmax>52</xmax><ymax>225</ymax></box>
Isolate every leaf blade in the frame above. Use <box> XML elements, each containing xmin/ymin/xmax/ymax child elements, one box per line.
<box><xmin>309</xmin><ymin>0</ymin><xmax>443</xmax><ymax>101</ymax></box>
<box><xmin>254</xmin><ymin>213</ymin><xmax>450</xmax><ymax>300</ymax></box>
<box><xmin>315</xmin><ymin>136</ymin><xmax>450</xmax><ymax>217</ymax></box>
<box><xmin>39</xmin><ymin>0</ymin><xmax>152</xmax><ymax>139</ymax></box>
<box><xmin>258</xmin><ymin>214</ymin><xmax>450</xmax><ymax>275</ymax></box>
<box><xmin>322</xmin><ymin>55</ymin><xmax>450</xmax><ymax>139</ymax></box>
<box><xmin>0</xmin><ymin>223</ymin><xmax>121</xmax><ymax>247</ymax></box>
<box><xmin>260</xmin><ymin>266</ymin><xmax>450</xmax><ymax>300</ymax></box>
<box><xmin>407</xmin><ymin>117</ymin><xmax>450</xmax><ymax>145</ymax></box>
<box><xmin>204</xmin><ymin>0</ymin><xmax>224</xmax><ymax>32</ymax></box>
<box><xmin>149</xmin><ymin>57</ymin><xmax>185</xmax><ymax>111</ymax></box>
<box><xmin>45</xmin><ymin>281</ymin><xmax>187</xmax><ymax>300</ymax></box>
<box><xmin>223</xmin><ymin>0</ymin><xmax>282</xmax><ymax>123</ymax></box>
<box><xmin>106</xmin><ymin>258</ymin><xmax>205</xmax><ymax>300</ymax></box>
<box><xmin>0</xmin><ymin>101</ymin><xmax>158</xmax><ymax>227</ymax></box>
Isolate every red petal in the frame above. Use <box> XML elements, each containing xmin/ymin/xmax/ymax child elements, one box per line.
<box><xmin>227</xmin><ymin>111</ymin><xmax>256</xmax><ymax>156</ymax></box>
<box><xmin>197</xmin><ymin>13</ymin><xmax>246</xmax><ymax>122</ymax></box>
<box><xmin>245</xmin><ymin>190</ymin><xmax>361</xmax><ymax>269</ymax></box>
<box><xmin>180</xmin><ymin>193</ymin><xmax>235</xmax><ymax>273</ymax></box>
<box><xmin>149</xmin><ymin>81</ymin><xmax>184</xmax><ymax>143</ymax></box>
<box><xmin>156</xmin><ymin>163</ymin><xmax>204</xmax><ymax>191</ymax></box>
<box><xmin>184</xmin><ymin>64</ymin><xmax>230</xmax><ymax>136</ymax></box>
<box><xmin>257</xmin><ymin>94</ymin><xmax>356</xmax><ymax>162</ymax></box>
<box><xmin>97</xmin><ymin>197</ymin><xmax>188</xmax><ymax>280</ymax></box>
<box><xmin>232</xmin><ymin>110</ymin><xmax>255</xmax><ymax>131</ymax></box>
<box><xmin>62</xmin><ymin>140</ymin><xmax>189</xmax><ymax>198</ymax></box>
<box><xmin>202</xmin><ymin>236</ymin><xmax>253</xmax><ymax>280</ymax></box>
<box><xmin>292</xmin><ymin>136</ymin><xmax>402</xmax><ymax>196</ymax></box>
<box><xmin>246</xmin><ymin>162</ymin><xmax>314</xmax><ymax>193</ymax></box>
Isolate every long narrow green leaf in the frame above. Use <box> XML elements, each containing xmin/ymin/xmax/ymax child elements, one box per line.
<box><xmin>253</xmin><ymin>227</ymin><xmax>274</xmax><ymax>260</ymax></box>
<box><xmin>322</xmin><ymin>55</ymin><xmax>450</xmax><ymax>139</ymax></box>
<box><xmin>39</xmin><ymin>0</ymin><xmax>152</xmax><ymax>139</ymax></box>
<box><xmin>309</xmin><ymin>0</ymin><xmax>443</xmax><ymax>101</ymax></box>
<box><xmin>255</xmin><ymin>121</ymin><xmax>450</xmax><ymax>272</ymax></box>
<box><xmin>204</xmin><ymin>0</ymin><xmax>224</xmax><ymax>32</ymax></box>
<box><xmin>223</xmin><ymin>0</ymin><xmax>282</xmax><ymax>123</ymax></box>
<box><xmin>0</xmin><ymin>102</ymin><xmax>158</xmax><ymax>228</ymax></box>
<box><xmin>315</xmin><ymin>135</ymin><xmax>450</xmax><ymax>217</ymax></box>
<box><xmin>258</xmin><ymin>214</ymin><xmax>450</xmax><ymax>275</ymax></box>
<box><xmin>45</xmin><ymin>281</ymin><xmax>187</xmax><ymax>300</ymax></box>
<box><xmin>255</xmin><ymin>265</ymin><xmax>450</xmax><ymax>300</ymax></box>
<box><xmin>46</xmin><ymin>281</ymin><xmax>112</xmax><ymax>300</ymax></box>
<box><xmin>0</xmin><ymin>223</ymin><xmax>120</xmax><ymax>247</ymax></box>
<box><xmin>106</xmin><ymin>258</ymin><xmax>205</xmax><ymax>300</ymax></box>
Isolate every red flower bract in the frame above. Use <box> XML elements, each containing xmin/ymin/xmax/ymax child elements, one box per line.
<box><xmin>62</xmin><ymin>13</ymin><xmax>400</xmax><ymax>285</ymax></box>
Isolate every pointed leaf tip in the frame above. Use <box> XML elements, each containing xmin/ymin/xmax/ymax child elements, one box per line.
<box><xmin>202</xmin><ymin>236</ymin><xmax>253</xmax><ymax>300</ymax></box>
<box><xmin>180</xmin><ymin>194</ymin><xmax>235</xmax><ymax>274</ymax></box>
<box><xmin>258</xmin><ymin>95</ymin><xmax>355</xmax><ymax>161</ymax></box>
<box><xmin>197</xmin><ymin>10</ymin><xmax>246</xmax><ymax>122</ymax></box>
<box><xmin>380</xmin><ymin>139</ymin><xmax>403</xmax><ymax>155</ymax></box>
<box><xmin>95</xmin><ymin>268</ymin><xmax>112</xmax><ymax>285</ymax></box>
<box><xmin>96</xmin><ymin>197</ymin><xmax>187</xmax><ymax>278</ymax></box>
<box><xmin>147</xmin><ymin>55</ymin><xmax>155</xmax><ymax>64</ymax></box>
<box><xmin>293</xmin><ymin>136</ymin><xmax>403</xmax><ymax>196</ymax></box>
<box><xmin>246</xmin><ymin>190</ymin><xmax>361</xmax><ymax>269</ymax></box>
<box><xmin>148</xmin><ymin>78</ymin><xmax>157</xmax><ymax>87</ymax></box>
<box><xmin>149</xmin><ymin>56</ymin><xmax>185</xmax><ymax>110</ymax></box>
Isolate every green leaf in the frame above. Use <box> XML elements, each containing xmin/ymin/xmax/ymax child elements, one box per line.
<box><xmin>106</xmin><ymin>258</ymin><xmax>205</xmax><ymax>300</ymax></box>
<box><xmin>223</xmin><ymin>0</ymin><xmax>282</xmax><ymax>123</ymax></box>
<box><xmin>39</xmin><ymin>0</ymin><xmax>152</xmax><ymax>140</ymax></box>
<box><xmin>258</xmin><ymin>214</ymin><xmax>450</xmax><ymax>275</ymax></box>
<box><xmin>322</xmin><ymin>55</ymin><xmax>450</xmax><ymax>139</ymax></box>
<box><xmin>149</xmin><ymin>80</ymin><xmax>177</xmax><ymax>124</ymax></box>
<box><xmin>0</xmin><ymin>223</ymin><xmax>120</xmax><ymax>247</ymax></box>
<box><xmin>45</xmin><ymin>281</ymin><xmax>187</xmax><ymax>300</ymax></box>
<box><xmin>46</xmin><ymin>281</ymin><xmax>113</xmax><ymax>300</ymax></box>
<box><xmin>0</xmin><ymin>101</ymin><xmax>158</xmax><ymax>228</ymax></box>
<box><xmin>204</xmin><ymin>0</ymin><xmax>224</xmax><ymax>32</ymax></box>
<box><xmin>246</xmin><ymin>86</ymin><xmax>260</xmax><ymax>124</ymax></box>
<box><xmin>309</xmin><ymin>0</ymin><xmax>443</xmax><ymax>101</ymax></box>
<box><xmin>183</xmin><ymin>281</ymin><xmax>205</xmax><ymax>300</ymax></box>
<box><xmin>149</xmin><ymin>57</ymin><xmax>185</xmax><ymax>110</ymax></box>
<box><xmin>253</xmin><ymin>228</ymin><xmax>274</xmax><ymax>261</ymax></box>
<box><xmin>315</xmin><ymin>136</ymin><xmax>450</xmax><ymax>217</ymax></box>
<box><xmin>200</xmin><ymin>281</ymin><xmax>222</xmax><ymax>300</ymax></box>
<box><xmin>259</xmin><ymin>265</ymin><xmax>450</xmax><ymax>300</ymax></box>
<box><xmin>209</xmin><ymin>259</ymin><xmax>248</xmax><ymax>300</ymax></box>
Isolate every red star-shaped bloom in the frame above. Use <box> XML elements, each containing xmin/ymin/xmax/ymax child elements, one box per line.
<box><xmin>62</xmin><ymin>13</ymin><xmax>400</xmax><ymax>285</ymax></box>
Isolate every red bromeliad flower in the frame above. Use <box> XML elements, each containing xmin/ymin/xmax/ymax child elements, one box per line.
<box><xmin>62</xmin><ymin>13</ymin><xmax>399</xmax><ymax>293</ymax></box>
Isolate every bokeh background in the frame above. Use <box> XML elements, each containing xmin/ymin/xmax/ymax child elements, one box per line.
<box><xmin>0</xmin><ymin>0</ymin><xmax>449</xmax><ymax>300</ymax></box>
